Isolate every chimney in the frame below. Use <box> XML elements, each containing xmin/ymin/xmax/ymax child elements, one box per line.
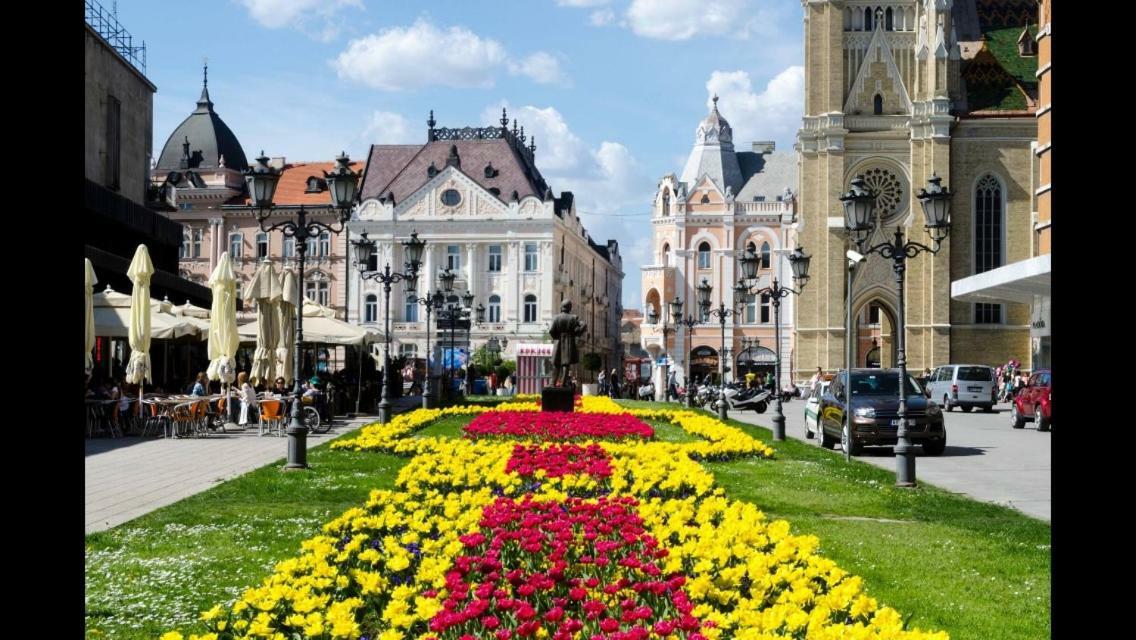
<box><xmin>268</xmin><ymin>157</ymin><xmax>286</xmax><ymax>170</ymax></box>
<box><xmin>752</xmin><ymin>141</ymin><xmax>775</xmax><ymax>154</ymax></box>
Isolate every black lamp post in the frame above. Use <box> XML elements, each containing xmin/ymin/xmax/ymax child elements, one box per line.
<box><xmin>841</xmin><ymin>173</ymin><xmax>951</xmax><ymax>487</ymax></box>
<box><xmin>668</xmin><ymin>296</ymin><xmax>698</xmax><ymax>408</ymax></box>
<box><xmin>435</xmin><ymin>268</ymin><xmax>470</xmax><ymax>404</ymax></box>
<box><xmin>738</xmin><ymin>246</ymin><xmax>812</xmax><ymax>442</ymax></box>
<box><xmin>413</xmin><ymin>289</ymin><xmax>444</xmax><ymax>409</ymax></box>
<box><xmin>351</xmin><ymin>230</ymin><xmax>426</xmax><ymax>425</ymax></box>
<box><xmin>697</xmin><ymin>277</ymin><xmax>747</xmax><ymax>421</ymax></box>
<box><xmin>462</xmin><ymin>290</ymin><xmax>476</xmax><ymax>392</ymax></box>
<box><xmin>238</xmin><ymin>151</ymin><xmax>358</xmax><ymax>470</ymax></box>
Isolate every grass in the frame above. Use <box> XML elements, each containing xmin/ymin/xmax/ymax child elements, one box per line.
<box><xmin>85</xmin><ymin>402</ymin><xmax>1050</xmax><ymax>640</ymax></box>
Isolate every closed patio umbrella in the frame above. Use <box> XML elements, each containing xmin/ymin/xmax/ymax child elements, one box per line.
<box><xmin>206</xmin><ymin>252</ymin><xmax>239</xmax><ymax>385</ymax></box>
<box><xmin>244</xmin><ymin>261</ymin><xmax>281</xmax><ymax>386</ymax></box>
<box><xmin>85</xmin><ymin>258</ymin><xmax>97</xmax><ymax>375</ymax></box>
<box><xmin>125</xmin><ymin>245</ymin><xmax>153</xmax><ymax>386</ymax></box>
<box><xmin>277</xmin><ymin>269</ymin><xmax>298</xmax><ymax>386</ymax></box>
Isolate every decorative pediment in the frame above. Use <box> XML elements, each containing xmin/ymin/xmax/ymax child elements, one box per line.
<box><xmin>844</xmin><ymin>22</ymin><xmax>913</xmax><ymax>116</ymax></box>
<box><xmin>687</xmin><ymin>175</ymin><xmax>726</xmax><ymax>205</ymax></box>
<box><xmin>393</xmin><ymin>165</ymin><xmax>512</xmax><ymax>221</ymax></box>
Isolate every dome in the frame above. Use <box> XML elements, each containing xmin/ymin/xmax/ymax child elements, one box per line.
<box><xmin>695</xmin><ymin>95</ymin><xmax>733</xmax><ymax>146</ymax></box>
<box><xmin>155</xmin><ymin>66</ymin><xmax>248</xmax><ymax>171</ymax></box>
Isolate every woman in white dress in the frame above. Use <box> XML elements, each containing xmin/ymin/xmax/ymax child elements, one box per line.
<box><xmin>237</xmin><ymin>371</ymin><xmax>259</xmax><ymax>426</ymax></box>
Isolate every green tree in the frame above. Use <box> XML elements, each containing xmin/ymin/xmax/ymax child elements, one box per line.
<box><xmin>581</xmin><ymin>352</ymin><xmax>603</xmax><ymax>381</ymax></box>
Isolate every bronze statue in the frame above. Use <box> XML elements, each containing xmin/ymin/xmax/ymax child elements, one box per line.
<box><xmin>549</xmin><ymin>300</ymin><xmax>587</xmax><ymax>387</ymax></box>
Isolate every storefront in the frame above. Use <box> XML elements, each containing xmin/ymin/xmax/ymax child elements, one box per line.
<box><xmin>736</xmin><ymin>346</ymin><xmax>776</xmax><ymax>381</ymax></box>
<box><xmin>689</xmin><ymin>346</ymin><xmax>719</xmax><ymax>385</ymax></box>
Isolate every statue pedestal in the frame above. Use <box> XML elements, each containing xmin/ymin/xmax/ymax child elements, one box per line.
<box><xmin>541</xmin><ymin>386</ymin><xmax>575</xmax><ymax>412</ymax></box>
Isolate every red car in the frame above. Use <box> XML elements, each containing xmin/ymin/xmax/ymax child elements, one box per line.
<box><xmin>1010</xmin><ymin>369</ymin><xmax>1051</xmax><ymax>431</ymax></box>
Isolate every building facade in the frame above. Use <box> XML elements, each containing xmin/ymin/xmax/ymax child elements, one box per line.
<box><xmin>640</xmin><ymin>99</ymin><xmax>799</xmax><ymax>392</ymax></box>
<box><xmin>150</xmin><ymin>73</ymin><xmax>354</xmax><ymax>326</ymax></box>
<box><xmin>348</xmin><ymin>112</ymin><xmax>624</xmax><ymax>380</ymax></box>
<box><xmin>796</xmin><ymin>0</ymin><xmax>1040</xmax><ymax>376</ymax></box>
<box><xmin>621</xmin><ymin>309</ymin><xmax>648</xmax><ymax>359</ymax></box>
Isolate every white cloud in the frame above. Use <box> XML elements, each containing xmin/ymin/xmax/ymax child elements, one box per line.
<box><xmin>590</xmin><ymin>9</ymin><xmax>616</xmax><ymax>26</ymax></box>
<box><xmin>238</xmin><ymin>0</ymin><xmax>362</xmax><ymax>41</ymax></box>
<box><xmin>334</xmin><ymin>20</ymin><xmax>508</xmax><ymax>90</ymax></box>
<box><xmin>507</xmin><ymin>52</ymin><xmax>567</xmax><ymax>85</ymax></box>
<box><xmin>625</xmin><ymin>0</ymin><xmax>750</xmax><ymax>40</ymax></box>
<box><xmin>481</xmin><ymin>103</ymin><xmax>587</xmax><ymax>172</ymax></box>
<box><xmin>360</xmin><ymin>111</ymin><xmax>418</xmax><ymax>145</ymax></box>
<box><xmin>555</xmin><ymin>0</ymin><xmax>612</xmax><ymax>6</ymax></box>
<box><xmin>705</xmin><ymin>66</ymin><xmax>804</xmax><ymax>152</ymax></box>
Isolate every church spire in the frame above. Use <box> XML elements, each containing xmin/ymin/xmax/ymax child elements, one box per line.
<box><xmin>195</xmin><ymin>58</ymin><xmax>213</xmax><ymax>112</ymax></box>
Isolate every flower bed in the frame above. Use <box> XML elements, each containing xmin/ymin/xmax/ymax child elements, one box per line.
<box><xmin>464</xmin><ymin>411</ymin><xmax>655</xmax><ymax>442</ymax></box>
<box><xmin>506</xmin><ymin>443</ymin><xmax>613</xmax><ymax>479</ymax></box>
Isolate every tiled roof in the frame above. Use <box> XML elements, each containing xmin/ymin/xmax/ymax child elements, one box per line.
<box><xmin>961</xmin><ymin>0</ymin><xmax>1038</xmax><ymax>113</ymax></box>
<box><xmin>240</xmin><ymin>161</ymin><xmax>364</xmax><ymax>206</ymax></box>
<box><xmin>360</xmin><ymin>138</ymin><xmax>549</xmax><ymax>206</ymax></box>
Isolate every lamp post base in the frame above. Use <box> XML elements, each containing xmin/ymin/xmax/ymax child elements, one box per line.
<box><xmin>771</xmin><ymin>408</ymin><xmax>786</xmax><ymax>441</ymax></box>
<box><xmin>283</xmin><ymin>423</ymin><xmax>309</xmax><ymax>470</ymax></box>
<box><xmin>378</xmin><ymin>400</ymin><xmax>391</xmax><ymax>425</ymax></box>
<box><xmin>717</xmin><ymin>400</ymin><xmax>728</xmax><ymax>422</ymax></box>
<box><xmin>894</xmin><ymin>441</ymin><xmax>917</xmax><ymax>487</ymax></box>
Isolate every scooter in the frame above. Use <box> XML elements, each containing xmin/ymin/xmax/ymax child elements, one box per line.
<box><xmin>732</xmin><ymin>387</ymin><xmax>771</xmax><ymax>413</ymax></box>
<box><xmin>637</xmin><ymin>382</ymin><xmax>655</xmax><ymax>401</ymax></box>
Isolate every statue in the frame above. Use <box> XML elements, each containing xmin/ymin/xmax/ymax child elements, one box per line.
<box><xmin>549</xmin><ymin>300</ymin><xmax>587</xmax><ymax>387</ymax></box>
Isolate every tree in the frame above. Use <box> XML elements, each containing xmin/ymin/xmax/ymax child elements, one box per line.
<box><xmin>581</xmin><ymin>352</ymin><xmax>603</xmax><ymax>381</ymax></box>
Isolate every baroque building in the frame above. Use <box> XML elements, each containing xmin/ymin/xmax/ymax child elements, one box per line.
<box><xmin>796</xmin><ymin>0</ymin><xmax>1040</xmax><ymax>376</ymax></box>
<box><xmin>640</xmin><ymin>98</ymin><xmax>799</xmax><ymax>392</ymax></box>
<box><xmin>348</xmin><ymin>111</ymin><xmax>623</xmax><ymax>381</ymax></box>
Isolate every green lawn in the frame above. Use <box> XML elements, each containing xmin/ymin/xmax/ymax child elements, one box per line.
<box><xmin>85</xmin><ymin>402</ymin><xmax>1050</xmax><ymax>640</ymax></box>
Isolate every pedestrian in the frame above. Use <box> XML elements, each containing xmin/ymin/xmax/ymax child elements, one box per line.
<box><xmin>237</xmin><ymin>372</ymin><xmax>259</xmax><ymax>426</ymax></box>
<box><xmin>597</xmin><ymin>369</ymin><xmax>607</xmax><ymax>396</ymax></box>
<box><xmin>745</xmin><ymin>370</ymin><xmax>756</xmax><ymax>389</ymax></box>
<box><xmin>809</xmin><ymin>367</ymin><xmax>823</xmax><ymax>386</ymax></box>
<box><xmin>609</xmin><ymin>369</ymin><xmax>621</xmax><ymax>399</ymax></box>
<box><xmin>489</xmin><ymin>370</ymin><xmax>498</xmax><ymax>394</ymax></box>
<box><xmin>667</xmin><ymin>369</ymin><xmax>678</xmax><ymax>401</ymax></box>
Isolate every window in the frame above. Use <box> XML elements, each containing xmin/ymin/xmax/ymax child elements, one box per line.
<box><xmin>488</xmin><ymin>245</ymin><xmax>502</xmax><ymax>272</ymax></box>
<box><xmin>661</xmin><ymin>243</ymin><xmax>670</xmax><ymax>267</ymax></box>
<box><xmin>180</xmin><ymin>233</ymin><xmax>190</xmax><ymax>259</ymax></box>
<box><xmin>405</xmin><ymin>294</ymin><xmax>419</xmax><ymax>322</ymax></box>
<box><xmin>661</xmin><ymin>189</ymin><xmax>670</xmax><ymax>214</ymax></box>
<box><xmin>283</xmin><ymin>236</ymin><xmax>294</xmax><ymax>258</ymax></box>
<box><xmin>319</xmin><ymin>232</ymin><xmax>330</xmax><ymax>257</ymax></box>
<box><xmin>697</xmin><ymin>242</ymin><xmax>711</xmax><ymax>269</ymax></box>
<box><xmin>306</xmin><ymin>235</ymin><xmax>318</xmax><ymax>257</ymax></box>
<box><xmin>885</xmin><ymin>7</ymin><xmax>893</xmax><ymax>30</ymax></box>
<box><xmin>105</xmin><ymin>94</ymin><xmax>121</xmax><ymax>190</ymax></box>
<box><xmin>700</xmin><ymin>193</ymin><xmax>710</xmax><ymax>204</ymax></box>
<box><xmin>399</xmin><ymin>343</ymin><xmax>418</xmax><ymax>359</ymax></box>
<box><xmin>523</xmin><ymin>294</ymin><xmax>537</xmax><ymax>323</ymax></box>
<box><xmin>864</xmin><ymin>7</ymin><xmax>872</xmax><ymax>30</ymax></box>
<box><xmin>524</xmin><ymin>243</ymin><xmax>539</xmax><ymax>271</ymax></box>
<box><xmin>367</xmin><ymin>252</ymin><xmax>378</xmax><ymax>273</ymax></box>
<box><xmin>744</xmin><ymin>292</ymin><xmax>756</xmax><ymax>324</ymax></box>
<box><xmin>192</xmin><ymin>228</ymin><xmax>202</xmax><ymax>258</ymax></box>
<box><xmin>364</xmin><ymin>295</ymin><xmax>378</xmax><ymax>323</ymax></box>
<box><xmin>975</xmin><ymin>174</ymin><xmax>1004</xmax><ymax>324</ymax></box>
<box><xmin>229</xmin><ymin>233</ymin><xmax>243</xmax><ymax>258</ymax></box>
<box><xmin>256</xmin><ymin>232</ymin><xmax>269</xmax><ymax>259</ymax></box>
<box><xmin>760</xmin><ymin>241</ymin><xmax>771</xmax><ymax>269</ymax></box>
<box><xmin>488</xmin><ymin>294</ymin><xmax>501</xmax><ymax>322</ymax></box>
<box><xmin>869</xmin><ymin>303</ymin><xmax>881</xmax><ymax>325</ymax></box>
<box><xmin>447</xmin><ymin>245</ymin><xmax>461</xmax><ymax>270</ymax></box>
<box><xmin>441</xmin><ymin>189</ymin><xmax>462</xmax><ymax>206</ymax></box>
<box><xmin>873</xmin><ymin>94</ymin><xmax>883</xmax><ymax>115</ymax></box>
<box><xmin>760</xmin><ymin>293</ymin><xmax>771</xmax><ymax>324</ymax></box>
<box><xmin>305</xmin><ymin>280</ymin><xmax>329</xmax><ymax>307</ymax></box>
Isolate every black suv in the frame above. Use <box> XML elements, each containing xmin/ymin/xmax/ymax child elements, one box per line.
<box><xmin>818</xmin><ymin>369</ymin><xmax>946</xmax><ymax>456</ymax></box>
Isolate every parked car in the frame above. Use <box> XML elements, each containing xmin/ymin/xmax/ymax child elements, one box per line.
<box><xmin>1011</xmin><ymin>369</ymin><xmax>1051</xmax><ymax>431</ymax></box>
<box><xmin>924</xmin><ymin>364</ymin><xmax>997</xmax><ymax>412</ymax></box>
<box><xmin>817</xmin><ymin>369</ymin><xmax>946</xmax><ymax>456</ymax></box>
<box><xmin>803</xmin><ymin>379</ymin><xmax>831</xmax><ymax>439</ymax></box>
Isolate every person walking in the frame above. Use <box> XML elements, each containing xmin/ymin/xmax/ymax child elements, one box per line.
<box><xmin>597</xmin><ymin>369</ymin><xmax>607</xmax><ymax>396</ymax></box>
<box><xmin>609</xmin><ymin>369</ymin><xmax>621</xmax><ymax>399</ymax></box>
<box><xmin>237</xmin><ymin>372</ymin><xmax>259</xmax><ymax>427</ymax></box>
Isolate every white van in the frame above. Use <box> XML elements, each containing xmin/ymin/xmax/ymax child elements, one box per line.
<box><xmin>925</xmin><ymin>364</ymin><xmax>997</xmax><ymax>412</ymax></box>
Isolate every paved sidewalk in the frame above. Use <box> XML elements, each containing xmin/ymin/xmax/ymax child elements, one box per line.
<box><xmin>86</xmin><ymin>397</ymin><xmax>420</xmax><ymax>534</ymax></box>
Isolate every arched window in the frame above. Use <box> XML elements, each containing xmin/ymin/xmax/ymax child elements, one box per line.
<box><xmin>885</xmin><ymin>7</ymin><xmax>893</xmax><ymax>30</ymax></box>
<box><xmin>661</xmin><ymin>243</ymin><xmax>670</xmax><ymax>267</ymax></box>
<box><xmin>488</xmin><ymin>294</ymin><xmax>501</xmax><ymax>322</ymax></box>
<box><xmin>760</xmin><ymin>241</ymin><xmax>771</xmax><ymax>269</ymax></box>
<box><xmin>364</xmin><ymin>294</ymin><xmax>378</xmax><ymax>323</ymax></box>
<box><xmin>760</xmin><ymin>293</ymin><xmax>771</xmax><ymax>323</ymax></box>
<box><xmin>305</xmin><ymin>277</ymin><xmax>329</xmax><ymax>307</ymax></box>
<box><xmin>697</xmin><ymin>242</ymin><xmax>711</xmax><ymax>269</ymax></box>
<box><xmin>228</xmin><ymin>232</ymin><xmax>243</xmax><ymax>258</ymax></box>
<box><xmin>405</xmin><ymin>294</ymin><xmax>419</xmax><ymax>322</ymax></box>
<box><xmin>523</xmin><ymin>294</ymin><xmax>538</xmax><ymax>323</ymax></box>
<box><xmin>661</xmin><ymin>189</ymin><xmax>670</xmax><ymax>215</ymax></box>
<box><xmin>864</xmin><ymin>7</ymin><xmax>872</xmax><ymax>30</ymax></box>
<box><xmin>844</xmin><ymin>7</ymin><xmax>852</xmax><ymax>30</ymax></box>
<box><xmin>974</xmin><ymin>174</ymin><xmax>1004</xmax><ymax>324</ymax></box>
<box><xmin>873</xmin><ymin>94</ymin><xmax>884</xmax><ymax>115</ymax></box>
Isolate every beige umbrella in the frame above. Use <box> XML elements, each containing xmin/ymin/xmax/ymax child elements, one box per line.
<box><xmin>93</xmin><ymin>287</ymin><xmax>201</xmax><ymax>339</ymax></box>
<box><xmin>276</xmin><ymin>269</ymin><xmax>298</xmax><ymax>385</ymax></box>
<box><xmin>85</xmin><ymin>258</ymin><xmax>97</xmax><ymax>375</ymax></box>
<box><xmin>125</xmin><ymin>245</ymin><xmax>154</xmax><ymax>385</ymax></box>
<box><xmin>244</xmin><ymin>261</ymin><xmax>282</xmax><ymax>386</ymax></box>
<box><xmin>206</xmin><ymin>252</ymin><xmax>239</xmax><ymax>384</ymax></box>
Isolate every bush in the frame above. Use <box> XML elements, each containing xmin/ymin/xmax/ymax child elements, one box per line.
<box><xmin>581</xmin><ymin>353</ymin><xmax>603</xmax><ymax>380</ymax></box>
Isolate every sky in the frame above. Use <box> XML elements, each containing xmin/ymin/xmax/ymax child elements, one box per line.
<box><xmin>112</xmin><ymin>0</ymin><xmax>805</xmax><ymax>310</ymax></box>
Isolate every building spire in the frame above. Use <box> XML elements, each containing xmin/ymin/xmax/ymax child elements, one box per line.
<box><xmin>499</xmin><ymin>107</ymin><xmax>509</xmax><ymax>129</ymax></box>
<box><xmin>196</xmin><ymin>58</ymin><xmax>213</xmax><ymax>112</ymax></box>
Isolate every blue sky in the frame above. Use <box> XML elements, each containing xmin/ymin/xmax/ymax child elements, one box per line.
<box><xmin>113</xmin><ymin>0</ymin><xmax>805</xmax><ymax>309</ymax></box>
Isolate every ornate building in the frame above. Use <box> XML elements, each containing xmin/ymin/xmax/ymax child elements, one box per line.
<box><xmin>640</xmin><ymin>98</ymin><xmax>799</xmax><ymax>392</ymax></box>
<box><xmin>796</xmin><ymin>0</ymin><xmax>1040</xmax><ymax>376</ymax></box>
<box><xmin>348</xmin><ymin>111</ymin><xmax>623</xmax><ymax>379</ymax></box>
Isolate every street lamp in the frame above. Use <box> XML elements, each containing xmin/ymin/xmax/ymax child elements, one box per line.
<box><xmin>696</xmin><ymin>277</ymin><xmax>747</xmax><ymax>421</ymax></box>
<box><xmin>461</xmin><ymin>291</ymin><xmax>476</xmax><ymax>391</ymax></box>
<box><xmin>646</xmin><ymin>304</ymin><xmax>674</xmax><ymax>401</ymax></box>
<box><xmin>412</xmin><ymin>289</ymin><xmax>444</xmax><ymax>409</ymax></box>
<box><xmin>239</xmin><ymin>151</ymin><xmax>358</xmax><ymax>470</ymax></box>
<box><xmin>435</xmin><ymin>268</ymin><xmax>470</xmax><ymax>404</ymax></box>
<box><xmin>841</xmin><ymin>173</ymin><xmax>951</xmax><ymax>487</ymax></box>
<box><xmin>352</xmin><ymin>230</ymin><xmax>426</xmax><ymax>425</ymax></box>
<box><xmin>739</xmin><ymin>246</ymin><xmax>811</xmax><ymax>442</ymax></box>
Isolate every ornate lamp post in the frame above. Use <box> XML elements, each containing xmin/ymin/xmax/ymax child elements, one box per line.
<box><xmin>351</xmin><ymin>230</ymin><xmax>426</xmax><ymax>425</ymax></box>
<box><xmin>841</xmin><ymin>174</ymin><xmax>951</xmax><ymax>487</ymax></box>
<box><xmin>737</xmin><ymin>246</ymin><xmax>812</xmax><ymax>441</ymax></box>
<box><xmin>239</xmin><ymin>151</ymin><xmax>358</xmax><ymax>470</ymax></box>
<box><xmin>696</xmin><ymin>277</ymin><xmax>747</xmax><ymax>421</ymax></box>
<box><xmin>435</xmin><ymin>268</ymin><xmax>471</xmax><ymax>403</ymax></box>
<box><xmin>462</xmin><ymin>291</ymin><xmax>476</xmax><ymax>392</ymax></box>
<box><xmin>646</xmin><ymin>305</ymin><xmax>674</xmax><ymax>401</ymax></box>
<box><xmin>668</xmin><ymin>296</ymin><xmax>698</xmax><ymax>408</ymax></box>
<box><xmin>413</xmin><ymin>289</ymin><xmax>444</xmax><ymax>409</ymax></box>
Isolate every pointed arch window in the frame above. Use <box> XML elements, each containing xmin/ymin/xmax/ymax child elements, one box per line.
<box><xmin>885</xmin><ymin>7</ymin><xmax>893</xmax><ymax>31</ymax></box>
<box><xmin>697</xmin><ymin>242</ymin><xmax>712</xmax><ymax>269</ymax></box>
<box><xmin>974</xmin><ymin>174</ymin><xmax>1005</xmax><ymax>324</ymax></box>
<box><xmin>661</xmin><ymin>189</ymin><xmax>670</xmax><ymax>215</ymax></box>
<box><xmin>662</xmin><ymin>243</ymin><xmax>670</xmax><ymax>267</ymax></box>
<box><xmin>864</xmin><ymin>7</ymin><xmax>872</xmax><ymax>30</ymax></box>
<box><xmin>874</xmin><ymin>94</ymin><xmax>884</xmax><ymax>115</ymax></box>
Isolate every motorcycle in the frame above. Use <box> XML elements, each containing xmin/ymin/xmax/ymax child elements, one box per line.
<box><xmin>730</xmin><ymin>386</ymin><xmax>772</xmax><ymax>413</ymax></box>
<box><xmin>637</xmin><ymin>382</ymin><xmax>655</xmax><ymax>401</ymax></box>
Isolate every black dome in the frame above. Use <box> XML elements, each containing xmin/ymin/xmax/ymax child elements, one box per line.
<box><xmin>155</xmin><ymin>78</ymin><xmax>248</xmax><ymax>171</ymax></box>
